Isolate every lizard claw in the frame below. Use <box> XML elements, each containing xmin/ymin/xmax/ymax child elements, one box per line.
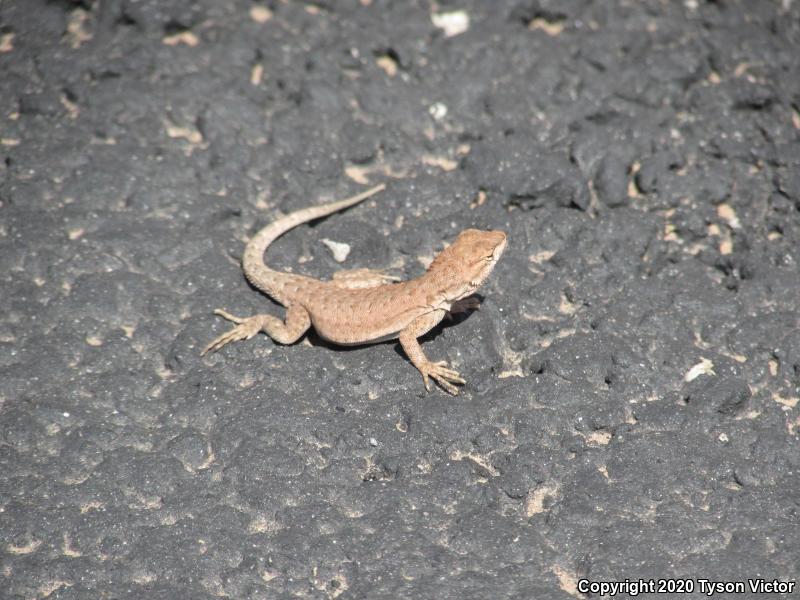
<box><xmin>420</xmin><ymin>360</ymin><xmax>466</xmax><ymax>395</ymax></box>
<box><xmin>201</xmin><ymin>309</ymin><xmax>263</xmax><ymax>355</ymax></box>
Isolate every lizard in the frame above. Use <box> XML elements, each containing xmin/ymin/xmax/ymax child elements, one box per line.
<box><xmin>201</xmin><ymin>183</ymin><xmax>507</xmax><ymax>395</ymax></box>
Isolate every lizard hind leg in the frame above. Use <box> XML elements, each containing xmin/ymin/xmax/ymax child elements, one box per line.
<box><xmin>201</xmin><ymin>305</ymin><xmax>311</xmax><ymax>355</ymax></box>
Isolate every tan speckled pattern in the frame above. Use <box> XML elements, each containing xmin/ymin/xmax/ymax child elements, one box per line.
<box><xmin>203</xmin><ymin>184</ymin><xmax>507</xmax><ymax>394</ymax></box>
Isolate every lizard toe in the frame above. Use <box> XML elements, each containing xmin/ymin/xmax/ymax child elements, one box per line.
<box><xmin>202</xmin><ymin>330</ymin><xmax>240</xmax><ymax>355</ymax></box>
<box><xmin>429</xmin><ymin>372</ymin><xmax>460</xmax><ymax>395</ymax></box>
<box><xmin>201</xmin><ymin>335</ymin><xmax>225</xmax><ymax>355</ymax></box>
<box><xmin>421</xmin><ymin>361</ymin><xmax>465</xmax><ymax>395</ymax></box>
<box><xmin>431</xmin><ymin>361</ymin><xmax>465</xmax><ymax>382</ymax></box>
<box><xmin>422</xmin><ymin>373</ymin><xmax>431</xmax><ymax>392</ymax></box>
<box><xmin>202</xmin><ymin>318</ymin><xmax>263</xmax><ymax>355</ymax></box>
<box><xmin>213</xmin><ymin>308</ymin><xmax>245</xmax><ymax>324</ymax></box>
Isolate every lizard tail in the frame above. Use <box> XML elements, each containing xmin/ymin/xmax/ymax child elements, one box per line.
<box><xmin>242</xmin><ymin>183</ymin><xmax>386</xmax><ymax>305</ymax></box>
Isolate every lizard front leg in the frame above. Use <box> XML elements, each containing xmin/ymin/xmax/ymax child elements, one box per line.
<box><xmin>398</xmin><ymin>310</ymin><xmax>466</xmax><ymax>395</ymax></box>
<box><xmin>201</xmin><ymin>304</ymin><xmax>311</xmax><ymax>355</ymax></box>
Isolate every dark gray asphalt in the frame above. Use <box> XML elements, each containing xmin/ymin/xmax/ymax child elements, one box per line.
<box><xmin>1</xmin><ymin>1</ymin><xmax>798</xmax><ymax>598</ymax></box>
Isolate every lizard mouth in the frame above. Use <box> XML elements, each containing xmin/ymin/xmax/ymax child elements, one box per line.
<box><xmin>469</xmin><ymin>256</ymin><xmax>502</xmax><ymax>288</ymax></box>
<box><xmin>494</xmin><ymin>236</ymin><xmax>507</xmax><ymax>260</ymax></box>
<box><xmin>447</xmin><ymin>231</ymin><xmax>507</xmax><ymax>300</ymax></box>
<box><xmin>474</xmin><ymin>236</ymin><xmax>506</xmax><ymax>287</ymax></box>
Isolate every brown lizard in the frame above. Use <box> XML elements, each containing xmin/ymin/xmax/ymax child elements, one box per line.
<box><xmin>201</xmin><ymin>183</ymin><xmax>507</xmax><ymax>394</ymax></box>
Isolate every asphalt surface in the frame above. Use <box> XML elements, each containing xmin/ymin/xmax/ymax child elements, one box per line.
<box><xmin>1</xmin><ymin>0</ymin><xmax>799</xmax><ymax>598</ymax></box>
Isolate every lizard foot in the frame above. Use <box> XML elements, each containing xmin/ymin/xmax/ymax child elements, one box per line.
<box><xmin>201</xmin><ymin>309</ymin><xmax>264</xmax><ymax>355</ymax></box>
<box><xmin>420</xmin><ymin>360</ymin><xmax>466</xmax><ymax>395</ymax></box>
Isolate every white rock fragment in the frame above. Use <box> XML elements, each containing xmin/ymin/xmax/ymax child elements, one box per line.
<box><xmin>429</xmin><ymin>102</ymin><xmax>448</xmax><ymax>120</ymax></box>
<box><xmin>321</xmin><ymin>238</ymin><xmax>351</xmax><ymax>263</ymax></box>
<box><xmin>684</xmin><ymin>358</ymin><xmax>716</xmax><ymax>382</ymax></box>
<box><xmin>431</xmin><ymin>10</ymin><xmax>469</xmax><ymax>37</ymax></box>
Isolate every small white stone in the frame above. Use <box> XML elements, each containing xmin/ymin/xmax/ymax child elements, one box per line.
<box><xmin>684</xmin><ymin>358</ymin><xmax>715</xmax><ymax>382</ymax></box>
<box><xmin>429</xmin><ymin>102</ymin><xmax>448</xmax><ymax>120</ymax></box>
<box><xmin>321</xmin><ymin>238</ymin><xmax>351</xmax><ymax>263</ymax></box>
<box><xmin>369</xmin><ymin>437</ymin><xmax>378</xmax><ymax>447</ymax></box>
<box><xmin>431</xmin><ymin>10</ymin><xmax>469</xmax><ymax>37</ymax></box>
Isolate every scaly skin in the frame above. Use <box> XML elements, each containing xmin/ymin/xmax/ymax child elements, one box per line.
<box><xmin>202</xmin><ymin>184</ymin><xmax>507</xmax><ymax>395</ymax></box>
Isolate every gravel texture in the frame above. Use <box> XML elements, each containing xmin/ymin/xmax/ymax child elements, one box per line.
<box><xmin>1</xmin><ymin>0</ymin><xmax>799</xmax><ymax>598</ymax></box>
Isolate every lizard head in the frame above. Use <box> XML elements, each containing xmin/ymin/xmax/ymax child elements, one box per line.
<box><xmin>427</xmin><ymin>229</ymin><xmax>507</xmax><ymax>302</ymax></box>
